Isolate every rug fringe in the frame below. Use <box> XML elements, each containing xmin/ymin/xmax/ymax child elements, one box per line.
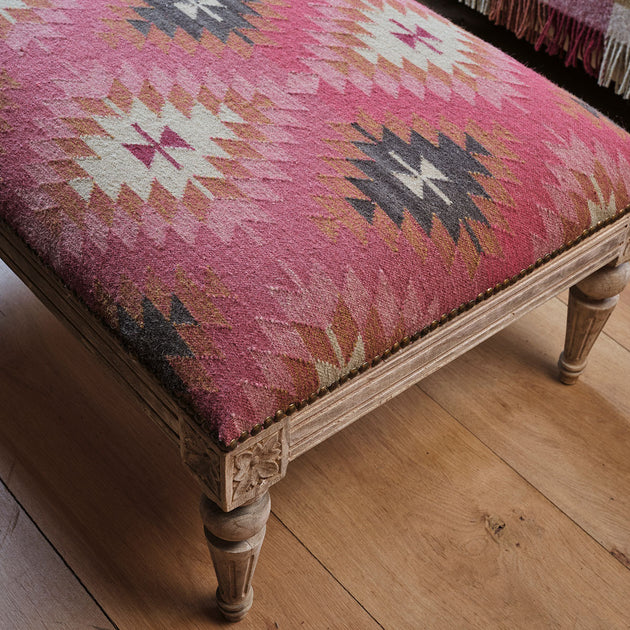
<box><xmin>599</xmin><ymin>37</ymin><xmax>630</xmax><ymax>98</ymax></box>
<box><xmin>465</xmin><ymin>0</ymin><xmax>627</xmax><ymax>98</ymax></box>
<box><xmin>484</xmin><ymin>0</ymin><xmax>603</xmax><ymax>76</ymax></box>
<box><xmin>458</xmin><ymin>0</ymin><xmax>491</xmax><ymax>15</ymax></box>
<box><xmin>488</xmin><ymin>0</ymin><xmax>541</xmax><ymax>40</ymax></box>
<box><xmin>535</xmin><ymin>7</ymin><xmax>604</xmax><ymax>76</ymax></box>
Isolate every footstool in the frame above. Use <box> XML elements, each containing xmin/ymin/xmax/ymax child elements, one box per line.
<box><xmin>1</xmin><ymin>0</ymin><xmax>629</xmax><ymax>621</ymax></box>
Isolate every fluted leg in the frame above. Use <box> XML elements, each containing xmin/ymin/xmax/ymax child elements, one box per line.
<box><xmin>200</xmin><ymin>492</ymin><xmax>270</xmax><ymax>622</ymax></box>
<box><xmin>559</xmin><ymin>261</ymin><xmax>630</xmax><ymax>384</ymax></box>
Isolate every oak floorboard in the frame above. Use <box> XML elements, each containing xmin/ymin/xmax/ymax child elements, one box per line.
<box><xmin>0</xmin><ymin>480</ymin><xmax>115</xmax><ymax>630</ymax></box>
<box><xmin>0</xmin><ymin>262</ymin><xmax>379</xmax><ymax>629</ymax></box>
<box><xmin>272</xmin><ymin>384</ymin><xmax>630</xmax><ymax>629</ymax></box>
<box><xmin>420</xmin><ymin>297</ymin><xmax>630</xmax><ymax>571</ymax></box>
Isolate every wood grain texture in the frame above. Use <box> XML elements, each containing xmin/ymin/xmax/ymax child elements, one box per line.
<box><xmin>3</xmin><ymin>240</ymin><xmax>630</xmax><ymax>627</ymax></box>
<box><xmin>420</xmin><ymin>297</ymin><xmax>630</xmax><ymax>571</ymax></box>
<box><xmin>594</xmin><ymin>280</ymin><xmax>630</xmax><ymax>351</ymax></box>
<box><xmin>272</xmin><ymin>386</ymin><xmax>630</xmax><ymax>629</ymax></box>
<box><xmin>558</xmin><ymin>283</ymin><xmax>630</xmax><ymax>351</ymax></box>
<box><xmin>0</xmin><ymin>261</ymin><xmax>379</xmax><ymax>630</ymax></box>
<box><xmin>201</xmin><ymin>493</ymin><xmax>271</xmax><ymax>622</ymax></box>
<box><xmin>0</xmin><ymin>481</ymin><xmax>115</xmax><ymax>630</ymax></box>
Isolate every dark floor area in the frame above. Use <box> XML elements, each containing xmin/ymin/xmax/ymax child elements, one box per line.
<box><xmin>417</xmin><ymin>0</ymin><xmax>629</xmax><ymax>132</ymax></box>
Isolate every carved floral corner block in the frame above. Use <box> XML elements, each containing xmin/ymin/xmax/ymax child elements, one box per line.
<box><xmin>224</xmin><ymin>423</ymin><xmax>288</xmax><ymax>511</ymax></box>
<box><xmin>180</xmin><ymin>419</ymin><xmax>289</xmax><ymax>511</ymax></box>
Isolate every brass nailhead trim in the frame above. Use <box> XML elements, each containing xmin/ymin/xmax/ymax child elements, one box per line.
<box><xmin>218</xmin><ymin>207</ymin><xmax>630</xmax><ymax>448</ymax></box>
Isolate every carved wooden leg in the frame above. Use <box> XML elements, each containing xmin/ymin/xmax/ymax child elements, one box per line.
<box><xmin>559</xmin><ymin>261</ymin><xmax>630</xmax><ymax>384</ymax></box>
<box><xmin>200</xmin><ymin>491</ymin><xmax>270</xmax><ymax>622</ymax></box>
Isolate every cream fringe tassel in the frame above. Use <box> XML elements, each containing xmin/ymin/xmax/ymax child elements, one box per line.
<box><xmin>458</xmin><ymin>0</ymin><xmax>630</xmax><ymax>99</ymax></box>
<box><xmin>599</xmin><ymin>37</ymin><xmax>630</xmax><ymax>99</ymax></box>
<box><xmin>458</xmin><ymin>0</ymin><xmax>491</xmax><ymax>15</ymax></box>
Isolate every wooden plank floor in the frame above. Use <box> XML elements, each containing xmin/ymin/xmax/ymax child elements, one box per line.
<box><xmin>0</xmin><ymin>479</ymin><xmax>114</xmax><ymax>630</ymax></box>
<box><xmin>1</xmin><ymin>253</ymin><xmax>629</xmax><ymax>630</ymax></box>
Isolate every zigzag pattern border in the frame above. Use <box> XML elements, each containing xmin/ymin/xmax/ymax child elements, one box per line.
<box><xmin>222</xmin><ymin>203</ymin><xmax>630</xmax><ymax>450</ymax></box>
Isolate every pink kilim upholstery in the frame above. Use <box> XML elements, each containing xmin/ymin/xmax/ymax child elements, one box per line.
<box><xmin>1</xmin><ymin>0</ymin><xmax>629</xmax><ymax>446</ymax></box>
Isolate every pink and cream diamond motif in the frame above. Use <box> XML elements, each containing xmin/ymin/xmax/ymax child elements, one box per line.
<box><xmin>354</xmin><ymin>3</ymin><xmax>472</xmax><ymax>72</ymax></box>
<box><xmin>1</xmin><ymin>0</ymin><xmax>630</xmax><ymax>447</ymax></box>
<box><xmin>70</xmin><ymin>98</ymin><xmax>242</xmax><ymax>203</ymax></box>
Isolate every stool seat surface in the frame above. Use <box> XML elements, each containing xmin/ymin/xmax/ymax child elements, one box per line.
<box><xmin>1</xmin><ymin>0</ymin><xmax>629</xmax><ymax>446</ymax></box>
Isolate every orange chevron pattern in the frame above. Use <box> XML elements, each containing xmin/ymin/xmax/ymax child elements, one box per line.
<box><xmin>1</xmin><ymin>0</ymin><xmax>629</xmax><ymax>446</ymax></box>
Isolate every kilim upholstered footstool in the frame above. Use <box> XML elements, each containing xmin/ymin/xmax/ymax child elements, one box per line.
<box><xmin>1</xmin><ymin>0</ymin><xmax>629</xmax><ymax>621</ymax></box>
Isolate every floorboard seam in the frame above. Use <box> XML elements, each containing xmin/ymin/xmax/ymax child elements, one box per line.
<box><xmin>271</xmin><ymin>510</ymin><xmax>386</xmax><ymax>629</ymax></box>
<box><xmin>0</xmin><ymin>476</ymin><xmax>122</xmax><ymax>630</ymax></box>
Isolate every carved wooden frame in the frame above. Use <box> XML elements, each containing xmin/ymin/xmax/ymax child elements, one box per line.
<box><xmin>177</xmin><ymin>215</ymin><xmax>630</xmax><ymax>512</ymax></box>
<box><xmin>180</xmin><ymin>419</ymin><xmax>289</xmax><ymax>512</ymax></box>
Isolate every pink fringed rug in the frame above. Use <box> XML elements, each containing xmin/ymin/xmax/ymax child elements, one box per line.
<box><xmin>1</xmin><ymin>0</ymin><xmax>630</xmax><ymax>447</ymax></box>
<box><xmin>461</xmin><ymin>0</ymin><xmax>630</xmax><ymax>98</ymax></box>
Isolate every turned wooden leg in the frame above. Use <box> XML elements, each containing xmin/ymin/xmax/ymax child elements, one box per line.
<box><xmin>200</xmin><ymin>491</ymin><xmax>270</xmax><ymax>622</ymax></box>
<box><xmin>559</xmin><ymin>261</ymin><xmax>630</xmax><ymax>384</ymax></box>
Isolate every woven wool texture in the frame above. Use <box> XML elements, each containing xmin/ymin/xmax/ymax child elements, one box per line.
<box><xmin>1</xmin><ymin>0</ymin><xmax>630</xmax><ymax>446</ymax></box>
<box><xmin>461</xmin><ymin>0</ymin><xmax>630</xmax><ymax>98</ymax></box>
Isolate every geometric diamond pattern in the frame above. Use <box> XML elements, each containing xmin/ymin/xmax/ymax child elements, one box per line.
<box><xmin>128</xmin><ymin>0</ymin><xmax>260</xmax><ymax>44</ymax></box>
<box><xmin>1</xmin><ymin>0</ymin><xmax>629</xmax><ymax>446</ymax></box>
<box><xmin>70</xmin><ymin>98</ymin><xmax>240</xmax><ymax>203</ymax></box>
<box><xmin>347</xmin><ymin>124</ymin><xmax>492</xmax><ymax>250</ymax></box>
<box><xmin>118</xmin><ymin>294</ymin><xmax>197</xmax><ymax>395</ymax></box>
